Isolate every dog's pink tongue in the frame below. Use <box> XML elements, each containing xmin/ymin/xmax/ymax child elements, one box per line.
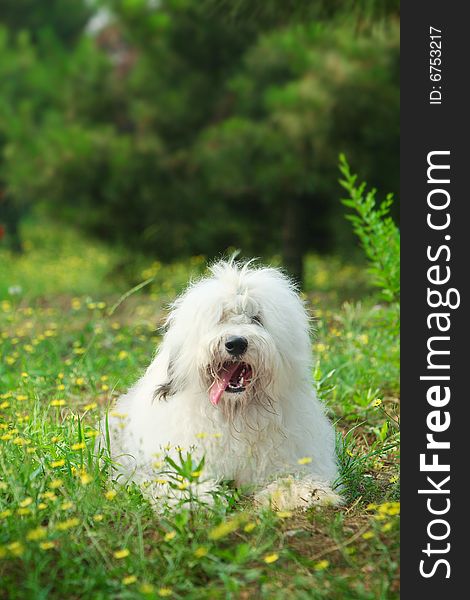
<box><xmin>209</xmin><ymin>364</ymin><xmax>240</xmax><ymax>406</ymax></box>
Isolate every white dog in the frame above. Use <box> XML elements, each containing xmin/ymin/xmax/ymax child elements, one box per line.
<box><xmin>101</xmin><ymin>259</ymin><xmax>340</xmax><ymax>510</ymax></box>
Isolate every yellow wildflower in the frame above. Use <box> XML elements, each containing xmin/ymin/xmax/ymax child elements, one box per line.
<box><xmin>55</xmin><ymin>518</ymin><xmax>80</xmax><ymax>531</ymax></box>
<box><xmin>39</xmin><ymin>541</ymin><xmax>55</xmax><ymax>550</ymax></box>
<box><xmin>209</xmin><ymin>518</ymin><xmax>240</xmax><ymax>540</ymax></box>
<box><xmin>7</xmin><ymin>541</ymin><xmax>24</xmax><ymax>557</ymax></box>
<box><xmin>263</xmin><ymin>553</ymin><xmax>279</xmax><ymax>564</ymax></box>
<box><xmin>41</xmin><ymin>491</ymin><xmax>57</xmax><ymax>501</ymax></box>
<box><xmin>194</xmin><ymin>546</ymin><xmax>209</xmax><ymax>558</ymax></box>
<box><xmin>13</xmin><ymin>437</ymin><xmax>27</xmax><ymax>446</ymax></box>
<box><xmin>80</xmin><ymin>472</ymin><xmax>93</xmax><ymax>485</ymax></box>
<box><xmin>50</xmin><ymin>400</ymin><xmax>65</xmax><ymax>407</ymax></box>
<box><xmin>71</xmin><ymin>442</ymin><xmax>86</xmax><ymax>451</ymax></box>
<box><xmin>140</xmin><ymin>583</ymin><xmax>155</xmax><ymax>594</ymax></box>
<box><xmin>376</xmin><ymin>501</ymin><xmax>400</xmax><ymax>516</ymax></box>
<box><xmin>27</xmin><ymin>527</ymin><xmax>47</xmax><ymax>541</ymax></box>
<box><xmin>85</xmin><ymin>429</ymin><xmax>99</xmax><ymax>438</ymax></box>
<box><xmin>110</xmin><ymin>411</ymin><xmax>127</xmax><ymax>419</ymax></box>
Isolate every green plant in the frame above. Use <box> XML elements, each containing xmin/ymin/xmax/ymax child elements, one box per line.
<box><xmin>339</xmin><ymin>154</ymin><xmax>400</xmax><ymax>302</ymax></box>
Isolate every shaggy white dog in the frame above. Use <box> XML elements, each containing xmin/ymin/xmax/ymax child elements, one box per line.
<box><xmin>101</xmin><ymin>260</ymin><xmax>340</xmax><ymax>510</ymax></box>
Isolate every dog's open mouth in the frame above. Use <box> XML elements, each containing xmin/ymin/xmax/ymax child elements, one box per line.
<box><xmin>209</xmin><ymin>362</ymin><xmax>253</xmax><ymax>406</ymax></box>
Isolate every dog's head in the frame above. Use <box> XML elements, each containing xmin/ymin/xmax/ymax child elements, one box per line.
<box><xmin>155</xmin><ymin>259</ymin><xmax>313</xmax><ymax>413</ymax></box>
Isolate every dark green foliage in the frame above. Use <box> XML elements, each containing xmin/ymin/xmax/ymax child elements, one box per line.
<box><xmin>201</xmin><ymin>0</ymin><xmax>400</xmax><ymax>26</ymax></box>
<box><xmin>0</xmin><ymin>0</ymin><xmax>92</xmax><ymax>46</ymax></box>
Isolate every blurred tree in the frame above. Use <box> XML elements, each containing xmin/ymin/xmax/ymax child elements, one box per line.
<box><xmin>0</xmin><ymin>0</ymin><xmax>399</xmax><ymax>284</ymax></box>
<box><xmin>0</xmin><ymin>0</ymin><xmax>93</xmax><ymax>249</ymax></box>
<box><xmin>0</xmin><ymin>0</ymin><xmax>92</xmax><ymax>46</ymax></box>
<box><xmin>197</xmin><ymin>23</ymin><xmax>399</xmax><ymax>281</ymax></box>
<box><xmin>202</xmin><ymin>0</ymin><xmax>400</xmax><ymax>25</ymax></box>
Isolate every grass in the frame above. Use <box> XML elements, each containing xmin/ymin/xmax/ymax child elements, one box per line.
<box><xmin>0</xmin><ymin>218</ymin><xmax>399</xmax><ymax>599</ymax></box>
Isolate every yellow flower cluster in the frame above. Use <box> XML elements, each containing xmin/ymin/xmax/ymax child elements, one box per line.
<box><xmin>55</xmin><ymin>518</ymin><xmax>80</xmax><ymax>531</ymax></box>
<box><xmin>367</xmin><ymin>501</ymin><xmax>400</xmax><ymax>518</ymax></box>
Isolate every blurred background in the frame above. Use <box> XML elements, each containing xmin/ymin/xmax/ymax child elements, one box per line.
<box><xmin>0</xmin><ymin>0</ymin><xmax>399</xmax><ymax>289</ymax></box>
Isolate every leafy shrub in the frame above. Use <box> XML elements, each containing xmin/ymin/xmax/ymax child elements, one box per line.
<box><xmin>339</xmin><ymin>154</ymin><xmax>400</xmax><ymax>302</ymax></box>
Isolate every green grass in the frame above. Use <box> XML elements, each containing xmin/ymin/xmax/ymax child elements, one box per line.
<box><xmin>0</xmin><ymin>219</ymin><xmax>399</xmax><ymax>599</ymax></box>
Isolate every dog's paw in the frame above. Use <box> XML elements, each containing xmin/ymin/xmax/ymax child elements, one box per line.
<box><xmin>254</xmin><ymin>476</ymin><xmax>341</xmax><ymax>511</ymax></box>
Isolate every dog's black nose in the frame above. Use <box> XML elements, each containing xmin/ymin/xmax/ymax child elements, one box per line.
<box><xmin>225</xmin><ymin>336</ymin><xmax>248</xmax><ymax>356</ymax></box>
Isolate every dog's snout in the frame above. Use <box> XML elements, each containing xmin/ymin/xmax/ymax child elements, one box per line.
<box><xmin>225</xmin><ymin>336</ymin><xmax>248</xmax><ymax>356</ymax></box>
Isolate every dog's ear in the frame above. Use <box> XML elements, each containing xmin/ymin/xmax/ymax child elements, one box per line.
<box><xmin>153</xmin><ymin>359</ymin><xmax>176</xmax><ymax>401</ymax></box>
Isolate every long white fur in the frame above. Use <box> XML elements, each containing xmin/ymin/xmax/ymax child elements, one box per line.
<box><xmin>101</xmin><ymin>259</ymin><xmax>340</xmax><ymax>510</ymax></box>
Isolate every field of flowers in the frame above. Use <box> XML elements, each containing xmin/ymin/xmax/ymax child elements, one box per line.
<box><xmin>0</xmin><ymin>219</ymin><xmax>399</xmax><ymax>599</ymax></box>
